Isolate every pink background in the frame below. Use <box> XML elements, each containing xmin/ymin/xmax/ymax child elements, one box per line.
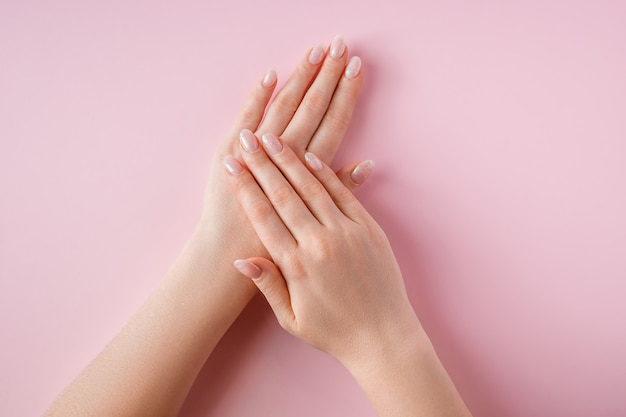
<box><xmin>1</xmin><ymin>1</ymin><xmax>625</xmax><ymax>416</ymax></box>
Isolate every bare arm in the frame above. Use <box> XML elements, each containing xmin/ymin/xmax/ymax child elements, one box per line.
<box><xmin>44</xmin><ymin>36</ymin><xmax>364</xmax><ymax>417</ymax></box>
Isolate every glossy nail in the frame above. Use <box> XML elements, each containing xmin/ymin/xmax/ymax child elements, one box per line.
<box><xmin>308</xmin><ymin>44</ymin><xmax>325</xmax><ymax>65</ymax></box>
<box><xmin>234</xmin><ymin>259</ymin><xmax>262</xmax><ymax>279</ymax></box>
<box><xmin>330</xmin><ymin>35</ymin><xmax>346</xmax><ymax>59</ymax></box>
<box><xmin>345</xmin><ymin>56</ymin><xmax>362</xmax><ymax>79</ymax></box>
<box><xmin>223</xmin><ymin>155</ymin><xmax>243</xmax><ymax>175</ymax></box>
<box><xmin>262</xmin><ymin>69</ymin><xmax>277</xmax><ymax>87</ymax></box>
<box><xmin>239</xmin><ymin>129</ymin><xmax>259</xmax><ymax>153</ymax></box>
<box><xmin>261</xmin><ymin>133</ymin><xmax>283</xmax><ymax>155</ymax></box>
<box><xmin>351</xmin><ymin>160</ymin><xmax>375</xmax><ymax>184</ymax></box>
<box><xmin>305</xmin><ymin>152</ymin><xmax>324</xmax><ymax>172</ymax></box>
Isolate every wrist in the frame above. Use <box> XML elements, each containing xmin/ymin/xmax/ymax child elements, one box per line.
<box><xmin>187</xmin><ymin>226</ymin><xmax>259</xmax><ymax>290</ymax></box>
<box><xmin>161</xmin><ymin>228</ymin><xmax>259</xmax><ymax>327</ymax></box>
<box><xmin>338</xmin><ymin>311</ymin><xmax>433</xmax><ymax>380</ymax></box>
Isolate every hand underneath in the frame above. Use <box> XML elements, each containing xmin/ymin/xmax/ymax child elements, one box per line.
<box><xmin>198</xmin><ymin>37</ymin><xmax>366</xmax><ymax>270</ymax></box>
<box><xmin>224</xmin><ymin>132</ymin><xmax>420</xmax><ymax>366</ymax></box>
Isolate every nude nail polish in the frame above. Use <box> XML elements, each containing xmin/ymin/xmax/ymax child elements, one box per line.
<box><xmin>345</xmin><ymin>56</ymin><xmax>362</xmax><ymax>79</ymax></box>
<box><xmin>308</xmin><ymin>44</ymin><xmax>325</xmax><ymax>65</ymax></box>
<box><xmin>330</xmin><ymin>35</ymin><xmax>346</xmax><ymax>59</ymax></box>
<box><xmin>223</xmin><ymin>155</ymin><xmax>243</xmax><ymax>175</ymax></box>
<box><xmin>351</xmin><ymin>160</ymin><xmax>375</xmax><ymax>184</ymax></box>
<box><xmin>261</xmin><ymin>133</ymin><xmax>283</xmax><ymax>155</ymax></box>
<box><xmin>262</xmin><ymin>69</ymin><xmax>277</xmax><ymax>87</ymax></box>
<box><xmin>234</xmin><ymin>259</ymin><xmax>262</xmax><ymax>279</ymax></box>
<box><xmin>305</xmin><ymin>152</ymin><xmax>324</xmax><ymax>172</ymax></box>
<box><xmin>239</xmin><ymin>129</ymin><xmax>258</xmax><ymax>153</ymax></box>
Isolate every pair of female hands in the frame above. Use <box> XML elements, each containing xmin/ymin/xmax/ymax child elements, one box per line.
<box><xmin>204</xmin><ymin>35</ymin><xmax>419</xmax><ymax>367</ymax></box>
<box><xmin>44</xmin><ymin>36</ymin><xmax>470</xmax><ymax>417</ymax></box>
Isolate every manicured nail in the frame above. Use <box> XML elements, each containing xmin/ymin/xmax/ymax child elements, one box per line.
<box><xmin>234</xmin><ymin>259</ymin><xmax>262</xmax><ymax>279</ymax></box>
<box><xmin>330</xmin><ymin>35</ymin><xmax>346</xmax><ymax>59</ymax></box>
<box><xmin>345</xmin><ymin>56</ymin><xmax>362</xmax><ymax>79</ymax></box>
<box><xmin>308</xmin><ymin>44</ymin><xmax>325</xmax><ymax>65</ymax></box>
<box><xmin>262</xmin><ymin>69</ymin><xmax>277</xmax><ymax>87</ymax></box>
<box><xmin>223</xmin><ymin>155</ymin><xmax>243</xmax><ymax>175</ymax></box>
<box><xmin>305</xmin><ymin>152</ymin><xmax>323</xmax><ymax>172</ymax></box>
<box><xmin>239</xmin><ymin>129</ymin><xmax>259</xmax><ymax>153</ymax></box>
<box><xmin>261</xmin><ymin>133</ymin><xmax>283</xmax><ymax>155</ymax></box>
<box><xmin>351</xmin><ymin>160</ymin><xmax>375</xmax><ymax>184</ymax></box>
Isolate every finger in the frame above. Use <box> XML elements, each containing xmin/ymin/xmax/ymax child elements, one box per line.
<box><xmin>257</xmin><ymin>43</ymin><xmax>327</xmax><ymax>137</ymax></box>
<box><xmin>304</xmin><ymin>152</ymin><xmax>371</xmax><ymax>221</ymax></box>
<box><xmin>280</xmin><ymin>36</ymin><xmax>349</xmax><ymax>153</ymax></box>
<box><xmin>228</xmin><ymin>70</ymin><xmax>278</xmax><ymax>137</ymax></box>
<box><xmin>238</xmin><ymin>130</ymin><xmax>320</xmax><ymax>238</ymax></box>
<box><xmin>233</xmin><ymin>258</ymin><xmax>296</xmax><ymax>332</ymax></box>
<box><xmin>255</xmin><ymin>132</ymin><xmax>345</xmax><ymax>225</ymax></box>
<box><xmin>224</xmin><ymin>155</ymin><xmax>296</xmax><ymax>253</ymax></box>
<box><xmin>335</xmin><ymin>159</ymin><xmax>375</xmax><ymax>193</ymax></box>
<box><xmin>308</xmin><ymin>56</ymin><xmax>363</xmax><ymax>163</ymax></box>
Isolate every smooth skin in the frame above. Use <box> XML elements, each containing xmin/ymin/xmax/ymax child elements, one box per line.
<box><xmin>225</xmin><ymin>135</ymin><xmax>472</xmax><ymax>417</ymax></box>
<box><xmin>44</xmin><ymin>36</ymin><xmax>366</xmax><ymax>417</ymax></box>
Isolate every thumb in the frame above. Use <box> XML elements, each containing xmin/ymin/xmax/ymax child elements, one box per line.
<box><xmin>233</xmin><ymin>258</ymin><xmax>295</xmax><ymax>330</ymax></box>
<box><xmin>335</xmin><ymin>160</ymin><xmax>375</xmax><ymax>192</ymax></box>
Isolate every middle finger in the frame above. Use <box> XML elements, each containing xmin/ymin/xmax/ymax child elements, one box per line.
<box><xmin>280</xmin><ymin>36</ymin><xmax>349</xmax><ymax>153</ymax></box>
<box><xmin>238</xmin><ymin>129</ymin><xmax>320</xmax><ymax>240</ymax></box>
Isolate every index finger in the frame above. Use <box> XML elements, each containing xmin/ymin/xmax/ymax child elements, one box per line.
<box><xmin>307</xmin><ymin>55</ymin><xmax>363</xmax><ymax>163</ymax></box>
<box><xmin>223</xmin><ymin>155</ymin><xmax>297</xmax><ymax>255</ymax></box>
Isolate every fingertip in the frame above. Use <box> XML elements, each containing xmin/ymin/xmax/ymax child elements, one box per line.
<box><xmin>350</xmin><ymin>160</ymin><xmax>375</xmax><ymax>185</ymax></box>
<box><xmin>330</xmin><ymin>35</ymin><xmax>347</xmax><ymax>59</ymax></box>
<box><xmin>304</xmin><ymin>151</ymin><xmax>324</xmax><ymax>172</ymax></box>
<box><xmin>223</xmin><ymin>155</ymin><xmax>244</xmax><ymax>176</ymax></box>
<box><xmin>308</xmin><ymin>44</ymin><xmax>326</xmax><ymax>66</ymax></box>
<box><xmin>233</xmin><ymin>259</ymin><xmax>262</xmax><ymax>279</ymax></box>
<box><xmin>261</xmin><ymin>69</ymin><xmax>277</xmax><ymax>88</ymax></box>
<box><xmin>345</xmin><ymin>56</ymin><xmax>362</xmax><ymax>79</ymax></box>
<box><xmin>236</xmin><ymin>257</ymin><xmax>293</xmax><ymax>328</ymax></box>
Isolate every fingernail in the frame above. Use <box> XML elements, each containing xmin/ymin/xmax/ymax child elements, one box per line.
<box><xmin>261</xmin><ymin>133</ymin><xmax>283</xmax><ymax>155</ymax></box>
<box><xmin>239</xmin><ymin>129</ymin><xmax>259</xmax><ymax>153</ymax></box>
<box><xmin>305</xmin><ymin>152</ymin><xmax>323</xmax><ymax>172</ymax></box>
<box><xmin>330</xmin><ymin>35</ymin><xmax>346</xmax><ymax>59</ymax></box>
<box><xmin>223</xmin><ymin>155</ymin><xmax>243</xmax><ymax>175</ymax></box>
<box><xmin>345</xmin><ymin>56</ymin><xmax>362</xmax><ymax>79</ymax></box>
<box><xmin>262</xmin><ymin>69</ymin><xmax>277</xmax><ymax>87</ymax></box>
<box><xmin>351</xmin><ymin>160</ymin><xmax>375</xmax><ymax>184</ymax></box>
<box><xmin>308</xmin><ymin>44</ymin><xmax>325</xmax><ymax>65</ymax></box>
<box><xmin>234</xmin><ymin>259</ymin><xmax>262</xmax><ymax>279</ymax></box>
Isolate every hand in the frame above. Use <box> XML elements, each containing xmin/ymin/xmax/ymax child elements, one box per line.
<box><xmin>224</xmin><ymin>133</ymin><xmax>421</xmax><ymax>365</ymax></box>
<box><xmin>198</xmin><ymin>36</ymin><xmax>365</xmax><ymax>268</ymax></box>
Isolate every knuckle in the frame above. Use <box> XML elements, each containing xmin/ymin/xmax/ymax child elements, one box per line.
<box><xmin>272</xmin><ymin>91</ymin><xmax>300</xmax><ymax>114</ymax></box>
<box><xmin>303</xmin><ymin>91</ymin><xmax>330</xmax><ymax>115</ymax></box>
<box><xmin>278</xmin><ymin>247</ymin><xmax>298</xmax><ymax>267</ymax></box>
<box><xmin>239</xmin><ymin>104</ymin><xmax>259</xmax><ymax>125</ymax></box>
<box><xmin>245</xmin><ymin>198</ymin><xmax>274</xmax><ymax>223</ymax></box>
<box><xmin>322</xmin><ymin>112</ymin><xmax>350</xmax><ymax>134</ymax></box>
<box><xmin>309</xmin><ymin>232</ymin><xmax>335</xmax><ymax>258</ymax></box>
<box><xmin>300</xmin><ymin>180</ymin><xmax>327</xmax><ymax>201</ymax></box>
<box><xmin>278</xmin><ymin>248</ymin><xmax>306</xmax><ymax>276</ymax></box>
<box><xmin>267</xmin><ymin>185</ymin><xmax>293</xmax><ymax>208</ymax></box>
<box><xmin>332</xmin><ymin>184</ymin><xmax>356</xmax><ymax>205</ymax></box>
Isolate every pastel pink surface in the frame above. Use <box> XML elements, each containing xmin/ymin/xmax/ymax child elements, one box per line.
<box><xmin>1</xmin><ymin>1</ymin><xmax>625</xmax><ymax>416</ymax></box>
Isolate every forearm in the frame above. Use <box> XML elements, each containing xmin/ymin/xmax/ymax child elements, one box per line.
<box><xmin>344</xmin><ymin>319</ymin><xmax>472</xmax><ymax>417</ymax></box>
<box><xmin>45</xmin><ymin>229</ymin><xmax>257</xmax><ymax>417</ymax></box>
